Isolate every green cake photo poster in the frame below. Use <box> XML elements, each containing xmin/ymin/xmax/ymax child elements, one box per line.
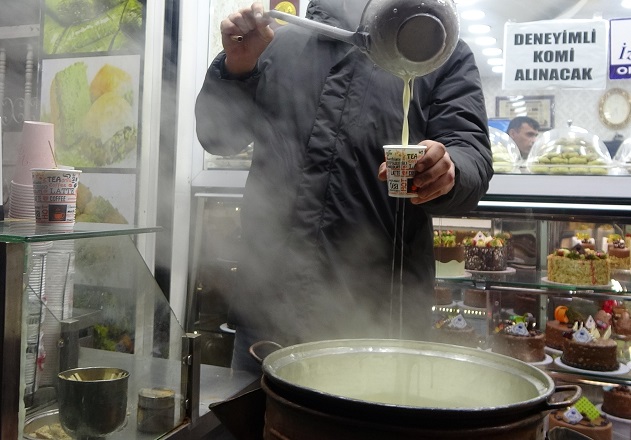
<box><xmin>39</xmin><ymin>54</ymin><xmax>141</xmax><ymax>169</ymax></box>
<box><xmin>41</xmin><ymin>0</ymin><xmax>144</xmax><ymax>55</ymax></box>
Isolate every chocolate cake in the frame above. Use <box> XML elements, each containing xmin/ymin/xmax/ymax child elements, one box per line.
<box><xmin>431</xmin><ymin>314</ymin><xmax>479</xmax><ymax>348</ymax></box>
<box><xmin>496</xmin><ymin>232</ymin><xmax>514</xmax><ymax>260</ymax></box>
<box><xmin>545</xmin><ymin>320</ymin><xmax>573</xmax><ymax>350</ymax></box>
<box><xmin>561</xmin><ymin>323</ymin><xmax>619</xmax><ymax>372</ymax></box>
<box><xmin>548</xmin><ymin>409</ymin><xmax>612</xmax><ymax>440</ymax></box>
<box><xmin>492</xmin><ymin>324</ymin><xmax>545</xmax><ymax>363</ymax></box>
<box><xmin>562</xmin><ymin>337</ymin><xmax>618</xmax><ymax>371</ymax></box>
<box><xmin>573</xmin><ymin>233</ymin><xmax>596</xmax><ymax>250</ymax></box>
<box><xmin>608</xmin><ymin>237</ymin><xmax>630</xmax><ymax>270</ymax></box>
<box><xmin>463</xmin><ymin>232</ymin><xmax>506</xmax><ymax>271</ymax></box>
<box><xmin>433</xmin><ymin>286</ymin><xmax>453</xmax><ymax>305</ymax></box>
<box><xmin>463</xmin><ymin>289</ymin><xmax>486</xmax><ymax>309</ymax></box>
<box><xmin>602</xmin><ymin>386</ymin><xmax>631</xmax><ymax>419</ymax></box>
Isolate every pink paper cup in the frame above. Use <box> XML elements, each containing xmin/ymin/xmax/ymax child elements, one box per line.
<box><xmin>31</xmin><ymin>168</ymin><xmax>82</xmax><ymax>224</ymax></box>
<box><xmin>13</xmin><ymin>122</ymin><xmax>57</xmax><ymax>185</ymax></box>
<box><xmin>383</xmin><ymin>145</ymin><xmax>427</xmax><ymax>198</ymax></box>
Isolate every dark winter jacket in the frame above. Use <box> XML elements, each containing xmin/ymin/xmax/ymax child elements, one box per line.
<box><xmin>195</xmin><ymin>0</ymin><xmax>493</xmax><ymax>344</ymax></box>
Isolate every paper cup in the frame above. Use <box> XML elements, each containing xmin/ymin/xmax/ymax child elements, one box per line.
<box><xmin>31</xmin><ymin>168</ymin><xmax>81</xmax><ymax>225</ymax></box>
<box><xmin>383</xmin><ymin>145</ymin><xmax>427</xmax><ymax>198</ymax></box>
<box><xmin>13</xmin><ymin>122</ymin><xmax>57</xmax><ymax>185</ymax></box>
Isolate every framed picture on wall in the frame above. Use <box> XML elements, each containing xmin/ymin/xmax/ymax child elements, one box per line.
<box><xmin>496</xmin><ymin>95</ymin><xmax>555</xmax><ymax>131</ymax></box>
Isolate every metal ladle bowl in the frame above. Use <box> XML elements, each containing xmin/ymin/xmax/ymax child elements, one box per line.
<box><xmin>269</xmin><ymin>0</ymin><xmax>460</xmax><ymax>78</ymax></box>
<box><xmin>57</xmin><ymin>367</ymin><xmax>129</xmax><ymax>440</ymax></box>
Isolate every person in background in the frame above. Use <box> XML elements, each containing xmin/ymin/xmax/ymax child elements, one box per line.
<box><xmin>507</xmin><ymin>116</ymin><xmax>540</xmax><ymax>159</ymax></box>
<box><xmin>195</xmin><ymin>0</ymin><xmax>493</xmax><ymax>374</ymax></box>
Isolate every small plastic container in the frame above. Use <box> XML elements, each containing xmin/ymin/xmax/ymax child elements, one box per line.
<box><xmin>489</xmin><ymin>127</ymin><xmax>522</xmax><ymax>173</ymax></box>
<box><xmin>137</xmin><ymin>387</ymin><xmax>175</xmax><ymax>434</ymax></box>
<box><xmin>526</xmin><ymin>124</ymin><xmax>612</xmax><ymax>175</ymax></box>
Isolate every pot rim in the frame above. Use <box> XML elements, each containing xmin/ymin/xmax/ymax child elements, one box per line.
<box><xmin>261</xmin><ymin>338</ymin><xmax>558</xmax><ymax>418</ymax></box>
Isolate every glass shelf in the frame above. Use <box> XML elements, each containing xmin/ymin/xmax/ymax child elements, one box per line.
<box><xmin>0</xmin><ymin>220</ymin><xmax>161</xmax><ymax>243</ymax></box>
<box><xmin>437</xmin><ymin>268</ymin><xmax>631</xmax><ymax>299</ymax></box>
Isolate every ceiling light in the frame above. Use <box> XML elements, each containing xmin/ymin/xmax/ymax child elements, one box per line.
<box><xmin>468</xmin><ymin>24</ymin><xmax>491</xmax><ymax>34</ymax></box>
<box><xmin>622</xmin><ymin>0</ymin><xmax>631</xmax><ymax>8</ymax></box>
<box><xmin>491</xmin><ymin>66</ymin><xmax>504</xmax><ymax>74</ymax></box>
<box><xmin>460</xmin><ymin>10</ymin><xmax>485</xmax><ymax>20</ymax></box>
<box><xmin>474</xmin><ymin>36</ymin><xmax>497</xmax><ymax>46</ymax></box>
<box><xmin>482</xmin><ymin>47</ymin><xmax>502</xmax><ymax>57</ymax></box>
<box><xmin>487</xmin><ymin>58</ymin><xmax>504</xmax><ymax>66</ymax></box>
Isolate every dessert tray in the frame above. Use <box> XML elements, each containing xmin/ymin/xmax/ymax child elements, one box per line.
<box><xmin>553</xmin><ymin>357</ymin><xmax>630</xmax><ymax>376</ymax></box>
<box><xmin>541</xmin><ymin>277</ymin><xmax>612</xmax><ymax>289</ymax></box>
<box><xmin>466</xmin><ymin>267</ymin><xmax>517</xmax><ymax>275</ymax></box>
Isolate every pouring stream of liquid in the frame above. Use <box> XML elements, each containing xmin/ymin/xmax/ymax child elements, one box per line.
<box><xmin>390</xmin><ymin>76</ymin><xmax>414</xmax><ymax>338</ymax></box>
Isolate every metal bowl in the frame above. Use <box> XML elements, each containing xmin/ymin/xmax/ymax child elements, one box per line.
<box><xmin>57</xmin><ymin>367</ymin><xmax>129</xmax><ymax>439</ymax></box>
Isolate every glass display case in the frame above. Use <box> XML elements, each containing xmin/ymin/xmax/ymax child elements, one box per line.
<box><xmin>614</xmin><ymin>137</ymin><xmax>631</xmax><ymax>172</ymax></box>
<box><xmin>180</xmin><ymin>172</ymin><xmax>631</xmax><ymax>438</ymax></box>
<box><xmin>489</xmin><ymin>126</ymin><xmax>522</xmax><ymax>174</ymax></box>
<box><xmin>526</xmin><ymin>124</ymin><xmax>613</xmax><ymax>175</ymax></box>
<box><xmin>0</xmin><ymin>221</ymin><xmax>256</xmax><ymax>440</ymax></box>
<box><xmin>431</xmin><ymin>174</ymin><xmax>631</xmax><ymax>427</ymax></box>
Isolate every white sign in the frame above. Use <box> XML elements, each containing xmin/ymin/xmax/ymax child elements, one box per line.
<box><xmin>503</xmin><ymin>19</ymin><xmax>608</xmax><ymax>90</ymax></box>
<box><xmin>609</xmin><ymin>18</ymin><xmax>631</xmax><ymax>80</ymax></box>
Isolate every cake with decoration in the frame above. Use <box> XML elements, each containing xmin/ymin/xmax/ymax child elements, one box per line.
<box><xmin>606</xmin><ymin>234</ymin><xmax>630</xmax><ymax>270</ymax></box>
<box><xmin>602</xmin><ymin>385</ymin><xmax>631</xmax><ymax>419</ymax></box>
<box><xmin>548</xmin><ymin>397</ymin><xmax>612</xmax><ymax>440</ymax></box>
<box><xmin>463</xmin><ymin>232</ymin><xmax>507</xmax><ymax>271</ymax></box>
<box><xmin>546</xmin><ymin>247</ymin><xmax>610</xmax><ymax>286</ymax></box>
<box><xmin>545</xmin><ymin>305</ymin><xmax>583</xmax><ymax>351</ymax></box>
<box><xmin>431</xmin><ymin>314</ymin><xmax>480</xmax><ymax>348</ymax></box>
<box><xmin>561</xmin><ymin>316</ymin><xmax>619</xmax><ymax>372</ymax></box>
<box><xmin>433</xmin><ymin>230</ymin><xmax>465</xmax><ymax>278</ymax></box>
<box><xmin>573</xmin><ymin>233</ymin><xmax>596</xmax><ymax>250</ymax></box>
<box><xmin>492</xmin><ymin>320</ymin><xmax>546</xmax><ymax>363</ymax></box>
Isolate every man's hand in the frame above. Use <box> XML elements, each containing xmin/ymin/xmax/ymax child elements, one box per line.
<box><xmin>378</xmin><ymin>141</ymin><xmax>455</xmax><ymax>204</ymax></box>
<box><xmin>221</xmin><ymin>2</ymin><xmax>274</xmax><ymax>76</ymax></box>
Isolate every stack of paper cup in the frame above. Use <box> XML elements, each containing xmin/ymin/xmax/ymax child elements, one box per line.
<box><xmin>39</xmin><ymin>240</ymin><xmax>75</xmax><ymax>387</ymax></box>
<box><xmin>8</xmin><ymin>121</ymin><xmax>57</xmax><ymax>220</ymax></box>
<box><xmin>12</xmin><ymin>121</ymin><xmax>57</xmax><ymax>186</ymax></box>
<box><xmin>8</xmin><ymin>181</ymin><xmax>36</xmax><ymax>219</ymax></box>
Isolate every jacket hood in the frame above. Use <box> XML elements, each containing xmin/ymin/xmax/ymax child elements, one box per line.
<box><xmin>306</xmin><ymin>0</ymin><xmax>369</xmax><ymax>31</ymax></box>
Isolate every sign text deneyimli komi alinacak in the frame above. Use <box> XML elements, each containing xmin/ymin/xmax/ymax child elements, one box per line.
<box><xmin>503</xmin><ymin>20</ymin><xmax>607</xmax><ymax>90</ymax></box>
